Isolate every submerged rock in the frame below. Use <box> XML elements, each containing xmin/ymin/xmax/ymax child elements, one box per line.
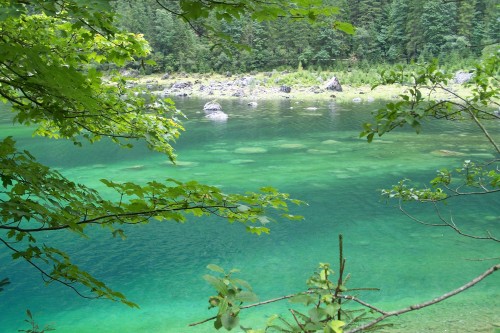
<box><xmin>431</xmin><ymin>149</ymin><xmax>466</xmax><ymax>157</ymax></box>
<box><xmin>277</xmin><ymin>143</ymin><xmax>307</xmax><ymax>149</ymax></box>
<box><xmin>321</xmin><ymin>140</ymin><xmax>340</xmax><ymax>145</ymax></box>
<box><xmin>234</xmin><ymin>147</ymin><xmax>268</xmax><ymax>154</ymax></box>
<box><xmin>229</xmin><ymin>159</ymin><xmax>255</xmax><ymax>165</ymax></box>
<box><xmin>307</xmin><ymin>149</ymin><xmax>337</xmax><ymax>155</ymax></box>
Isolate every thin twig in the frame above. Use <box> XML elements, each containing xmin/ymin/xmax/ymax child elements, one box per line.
<box><xmin>345</xmin><ymin>264</ymin><xmax>500</xmax><ymax>333</ymax></box>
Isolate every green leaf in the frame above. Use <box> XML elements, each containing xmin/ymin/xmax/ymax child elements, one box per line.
<box><xmin>207</xmin><ymin>264</ymin><xmax>225</xmax><ymax>274</ymax></box>
<box><xmin>333</xmin><ymin>21</ymin><xmax>355</xmax><ymax>34</ymax></box>
<box><xmin>221</xmin><ymin>312</ymin><xmax>240</xmax><ymax>330</ymax></box>
<box><xmin>289</xmin><ymin>293</ymin><xmax>315</xmax><ymax>305</ymax></box>
<box><xmin>236</xmin><ymin>291</ymin><xmax>258</xmax><ymax>303</ymax></box>
<box><xmin>203</xmin><ymin>274</ymin><xmax>229</xmax><ymax>294</ymax></box>
<box><xmin>237</xmin><ymin>205</ymin><xmax>250</xmax><ymax>212</ymax></box>
<box><xmin>326</xmin><ymin>320</ymin><xmax>345</xmax><ymax>333</ymax></box>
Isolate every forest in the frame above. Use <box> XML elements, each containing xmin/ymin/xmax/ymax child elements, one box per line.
<box><xmin>112</xmin><ymin>0</ymin><xmax>499</xmax><ymax>73</ymax></box>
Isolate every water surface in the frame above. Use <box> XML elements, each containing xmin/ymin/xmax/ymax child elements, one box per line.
<box><xmin>0</xmin><ymin>98</ymin><xmax>499</xmax><ymax>332</ymax></box>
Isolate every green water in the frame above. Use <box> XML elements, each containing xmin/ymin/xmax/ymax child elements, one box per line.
<box><xmin>0</xmin><ymin>98</ymin><xmax>499</xmax><ymax>332</ymax></box>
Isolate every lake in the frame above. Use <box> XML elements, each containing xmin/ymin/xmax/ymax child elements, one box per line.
<box><xmin>0</xmin><ymin>97</ymin><xmax>499</xmax><ymax>332</ymax></box>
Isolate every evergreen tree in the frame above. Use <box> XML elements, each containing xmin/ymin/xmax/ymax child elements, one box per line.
<box><xmin>421</xmin><ymin>0</ymin><xmax>457</xmax><ymax>58</ymax></box>
<box><xmin>386</xmin><ymin>0</ymin><xmax>409</xmax><ymax>62</ymax></box>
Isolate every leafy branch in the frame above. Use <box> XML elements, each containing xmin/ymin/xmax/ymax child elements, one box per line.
<box><xmin>193</xmin><ymin>235</ymin><xmax>499</xmax><ymax>332</ymax></box>
<box><xmin>362</xmin><ymin>52</ymin><xmax>499</xmax><ymax>243</ymax></box>
<box><xmin>192</xmin><ymin>235</ymin><xmax>378</xmax><ymax>332</ymax></box>
<box><xmin>0</xmin><ymin>136</ymin><xmax>303</xmax><ymax>305</ymax></box>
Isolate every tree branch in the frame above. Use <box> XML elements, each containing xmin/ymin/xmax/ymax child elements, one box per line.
<box><xmin>0</xmin><ymin>237</ymin><xmax>98</xmax><ymax>300</ymax></box>
<box><xmin>398</xmin><ymin>200</ymin><xmax>499</xmax><ymax>242</ymax></box>
<box><xmin>0</xmin><ymin>204</ymin><xmax>240</xmax><ymax>233</ymax></box>
<box><xmin>345</xmin><ymin>264</ymin><xmax>500</xmax><ymax>333</ymax></box>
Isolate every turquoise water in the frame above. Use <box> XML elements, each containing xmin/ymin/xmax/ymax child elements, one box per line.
<box><xmin>0</xmin><ymin>98</ymin><xmax>499</xmax><ymax>332</ymax></box>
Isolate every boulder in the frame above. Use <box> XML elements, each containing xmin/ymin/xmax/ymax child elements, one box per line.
<box><xmin>248</xmin><ymin>101</ymin><xmax>258</xmax><ymax>107</ymax></box>
<box><xmin>325</xmin><ymin>76</ymin><xmax>342</xmax><ymax>92</ymax></box>
<box><xmin>119</xmin><ymin>69</ymin><xmax>140</xmax><ymax>78</ymax></box>
<box><xmin>203</xmin><ymin>101</ymin><xmax>222</xmax><ymax>111</ymax></box>
<box><xmin>171</xmin><ymin>81</ymin><xmax>192</xmax><ymax>89</ymax></box>
<box><xmin>238</xmin><ymin>77</ymin><xmax>254</xmax><ymax>87</ymax></box>
<box><xmin>146</xmin><ymin>83</ymin><xmax>160</xmax><ymax>91</ymax></box>
<box><xmin>280</xmin><ymin>85</ymin><xmax>291</xmax><ymax>93</ymax></box>
<box><xmin>161</xmin><ymin>73</ymin><xmax>170</xmax><ymax>80</ymax></box>
<box><xmin>232</xmin><ymin>89</ymin><xmax>245</xmax><ymax>97</ymax></box>
<box><xmin>453</xmin><ymin>71</ymin><xmax>473</xmax><ymax>84</ymax></box>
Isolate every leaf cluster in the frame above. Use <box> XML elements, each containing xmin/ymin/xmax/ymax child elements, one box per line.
<box><xmin>1</xmin><ymin>6</ymin><xmax>185</xmax><ymax>160</ymax></box>
<box><xmin>18</xmin><ymin>309</ymin><xmax>55</xmax><ymax>333</ymax></box>
<box><xmin>366</xmin><ymin>52</ymin><xmax>499</xmax><ymax>242</ymax></box>
<box><xmin>204</xmin><ymin>264</ymin><xmax>258</xmax><ymax>330</ymax></box>
<box><xmin>361</xmin><ymin>52</ymin><xmax>499</xmax><ymax>143</ymax></box>
<box><xmin>200</xmin><ymin>257</ymin><xmax>379</xmax><ymax>333</ymax></box>
<box><xmin>0</xmin><ymin>136</ymin><xmax>303</xmax><ymax>304</ymax></box>
<box><xmin>265</xmin><ymin>263</ymin><xmax>359</xmax><ymax>333</ymax></box>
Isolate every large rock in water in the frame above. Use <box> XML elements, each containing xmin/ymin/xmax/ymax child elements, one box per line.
<box><xmin>203</xmin><ymin>101</ymin><xmax>222</xmax><ymax>111</ymax></box>
<box><xmin>205</xmin><ymin>111</ymin><xmax>228</xmax><ymax>121</ymax></box>
<box><xmin>325</xmin><ymin>76</ymin><xmax>342</xmax><ymax>92</ymax></box>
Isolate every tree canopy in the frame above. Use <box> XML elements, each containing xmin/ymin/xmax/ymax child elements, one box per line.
<box><xmin>112</xmin><ymin>0</ymin><xmax>499</xmax><ymax>73</ymax></box>
<box><xmin>0</xmin><ymin>0</ymin><xmax>308</xmax><ymax>306</ymax></box>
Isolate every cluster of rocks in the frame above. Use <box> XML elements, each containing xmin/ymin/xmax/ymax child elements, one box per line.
<box><xmin>143</xmin><ymin>74</ymin><xmax>378</xmax><ymax>104</ymax></box>
<box><xmin>153</xmin><ymin>74</ymin><xmax>348</xmax><ymax>99</ymax></box>
<box><xmin>203</xmin><ymin>101</ymin><xmax>228</xmax><ymax>121</ymax></box>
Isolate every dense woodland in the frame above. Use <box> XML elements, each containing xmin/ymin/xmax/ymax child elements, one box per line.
<box><xmin>112</xmin><ymin>0</ymin><xmax>499</xmax><ymax>73</ymax></box>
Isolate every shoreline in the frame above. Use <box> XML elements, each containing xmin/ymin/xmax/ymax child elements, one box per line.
<box><xmin>132</xmin><ymin>72</ymin><xmax>473</xmax><ymax>104</ymax></box>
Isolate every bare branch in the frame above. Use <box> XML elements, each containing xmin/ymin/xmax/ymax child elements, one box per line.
<box><xmin>398</xmin><ymin>199</ymin><xmax>500</xmax><ymax>242</ymax></box>
<box><xmin>345</xmin><ymin>264</ymin><xmax>500</xmax><ymax>333</ymax></box>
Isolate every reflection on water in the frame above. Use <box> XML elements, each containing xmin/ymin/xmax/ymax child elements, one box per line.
<box><xmin>0</xmin><ymin>99</ymin><xmax>499</xmax><ymax>332</ymax></box>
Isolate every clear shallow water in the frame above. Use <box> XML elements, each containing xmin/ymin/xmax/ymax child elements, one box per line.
<box><xmin>0</xmin><ymin>98</ymin><xmax>499</xmax><ymax>332</ymax></box>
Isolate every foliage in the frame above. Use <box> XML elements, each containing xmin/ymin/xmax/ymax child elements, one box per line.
<box><xmin>267</xmin><ymin>263</ymin><xmax>350</xmax><ymax>333</ymax></box>
<box><xmin>361</xmin><ymin>52</ymin><xmax>499</xmax><ymax>144</ymax></box>
<box><xmin>112</xmin><ymin>0</ymin><xmax>498</xmax><ymax>73</ymax></box>
<box><xmin>18</xmin><ymin>310</ymin><xmax>55</xmax><ymax>333</ymax></box>
<box><xmin>195</xmin><ymin>236</ymin><xmax>385</xmax><ymax>333</ymax></box>
<box><xmin>361</xmin><ymin>50</ymin><xmax>499</xmax><ymax>241</ymax></box>
<box><xmin>0</xmin><ymin>0</ymin><xmax>304</xmax><ymax>307</ymax></box>
<box><xmin>204</xmin><ymin>264</ymin><xmax>258</xmax><ymax>330</ymax></box>
<box><xmin>202</xmin><ymin>262</ymin><xmax>355</xmax><ymax>332</ymax></box>
<box><xmin>0</xmin><ymin>277</ymin><xmax>9</xmax><ymax>292</ymax></box>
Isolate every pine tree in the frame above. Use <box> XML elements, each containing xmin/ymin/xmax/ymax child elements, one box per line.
<box><xmin>386</xmin><ymin>0</ymin><xmax>410</xmax><ymax>62</ymax></box>
<box><xmin>421</xmin><ymin>0</ymin><xmax>457</xmax><ymax>58</ymax></box>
